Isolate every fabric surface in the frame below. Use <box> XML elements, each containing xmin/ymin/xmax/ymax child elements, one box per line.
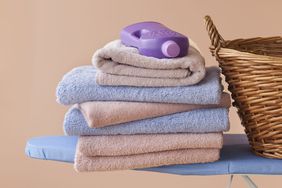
<box><xmin>56</xmin><ymin>66</ymin><xmax>222</xmax><ymax>105</ymax></box>
<box><xmin>92</xmin><ymin>40</ymin><xmax>206</xmax><ymax>87</ymax></box>
<box><xmin>77</xmin><ymin>93</ymin><xmax>230</xmax><ymax>128</ymax></box>
<box><xmin>64</xmin><ymin>108</ymin><xmax>229</xmax><ymax>136</ymax></box>
<box><xmin>75</xmin><ymin>148</ymin><xmax>220</xmax><ymax>171</ymax></box>
<box><xmin>77</xmin><ymin>133</ymin><xmax>223</xmax><ymax>156</ymax></box>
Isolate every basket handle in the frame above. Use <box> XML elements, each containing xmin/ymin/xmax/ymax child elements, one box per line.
<box><xmin>204</xmin><ymin>15</ymin><xmax>226</xmax><ymax>51</ymax></box>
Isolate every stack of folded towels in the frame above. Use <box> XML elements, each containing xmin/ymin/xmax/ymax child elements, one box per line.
<box><xmin>56</xmin><ymin>40</ymin><xmax>231</xmax><ymax>172</ymax></box>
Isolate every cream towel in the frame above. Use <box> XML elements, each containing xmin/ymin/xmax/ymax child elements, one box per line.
<box><xmin>75</xmin><ymin>148</ymin><xmax>220</xmax><ymax>172</ymax></box>
<box><xmin>77</xmin><ymin>92</ymin><xmax>231</xmax><ymax>128</ymax></box>
<box><xmin>74</xmin><ymin>133</ymin><xmax>222</xmax><ymax>171</ymax></box>
<box><xmin>92</xmin><ymin>40</ymin><xmax>205</xmax><ymax>87</ymax></box>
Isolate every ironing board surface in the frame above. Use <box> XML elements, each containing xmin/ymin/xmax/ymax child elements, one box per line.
<box><xmin>25</xmin><ymin>134</ymin><xmax>282</xmax><ymax>175</ymax></box>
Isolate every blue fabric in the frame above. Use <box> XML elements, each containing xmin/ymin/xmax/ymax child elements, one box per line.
<box><xmin>64</xmin><ymin>107</ymin><xmax>229</xmax><ymax>136</ymax></box>
<box><xmin>25</xmin><ymin>136</ymin><xmax>78</xmax><ymax>163</ymax></box>
<box><xmin>56</xmin><ymin>66</ymin><xmax>222</xmax><ymax>105</ymax></box>
<box><xmin>25</xmin><ymin>134</ymin><xmax>282</xmax><ymax>175</ymax></box>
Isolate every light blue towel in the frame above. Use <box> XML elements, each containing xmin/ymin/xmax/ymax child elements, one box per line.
<box><xmin>56</xmin><ymin>66</ymin><xmax>222</xmax><ymax>105</ymax></box>
<box><xmin>64</xmin><ymin>107</ymin><xmax>229</xmax><ymax>136</ymax></box>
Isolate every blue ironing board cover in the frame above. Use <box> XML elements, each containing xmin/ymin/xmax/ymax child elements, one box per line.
<box><xmin>25</xmin><ymin>134</ymin><xmax>282</xmax><ymax>175</ymax></box>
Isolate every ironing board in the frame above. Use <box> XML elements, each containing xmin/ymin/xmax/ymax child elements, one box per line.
<box><xmin>25</xmin><ymin>134</ymin><xmax>282</xmax><ymax>188</ymax></box>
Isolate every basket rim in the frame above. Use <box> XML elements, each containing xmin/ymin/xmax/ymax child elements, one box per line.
<box><xmin>218</xmin><ymin>46</ymin><xmax>282</xmax><ymax>60</ymax></box>
<box><xmin>225</xmin><ymin>36</ymin><xmax>282</xmax><ymax>59</ymax></box>
<box><xmin>215</xmin><ymin>47</ymin><xmax>282</xmax><ymax>67</ymax></box>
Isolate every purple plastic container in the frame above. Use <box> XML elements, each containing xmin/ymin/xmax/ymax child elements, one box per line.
<box><xmin>120</xmin><ymin>22</ymin><xmax>189</xmax><ymax>59</ymax></box>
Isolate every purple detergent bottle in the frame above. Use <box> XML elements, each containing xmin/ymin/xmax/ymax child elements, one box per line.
<box><xmin>120</xmin><ymin>22</ymin><xmax>189</xmax><ymax>59</ymax></box>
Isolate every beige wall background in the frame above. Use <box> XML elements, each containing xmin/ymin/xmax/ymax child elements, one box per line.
<box><xmin>1</xmin><ymin>0</ymin><xmax>282</xmax><ymax>187</ymax></box>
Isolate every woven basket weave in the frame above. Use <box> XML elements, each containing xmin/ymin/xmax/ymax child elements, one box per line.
<box><xmin>204</xmin><ymin>15</ymin><xmax>282</xmax><ymax>159</ymax></box>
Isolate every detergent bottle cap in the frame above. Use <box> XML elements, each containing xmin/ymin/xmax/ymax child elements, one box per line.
<box><xmin>161</xmin><ymin>40</ymin><xmax>180</xmax><ymax>58</ymax></box>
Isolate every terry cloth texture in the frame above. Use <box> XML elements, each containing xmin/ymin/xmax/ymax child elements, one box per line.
<box><xmin>56</xmin><ymin>66</ymin><xmax>222</xmax><ymax>105</ymax></box>
<box><xmin>75</xmin><ymin>148</ymin><xmax>220</xmax><ymax>171</ymax></box>
<box><xmin>76</xmin><ymin>93</ymin><xmax>231</xmax><ymax>128</ymax></box>
<box><xmin>92</xmin><ymin>40</ymin><xmax>206</xmax><ymax>87</ymax></box>
<box><xmin>77</xmin><ymin>133</ymin><xmax>223</xmax><ymax>156</ymax></box>
<box><xmin>64</xmin><ymin>108</ymin><xmax>230</xmax><ymax>136</ymax></box>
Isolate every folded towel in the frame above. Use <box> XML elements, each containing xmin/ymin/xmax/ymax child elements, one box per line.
<box><xmin>92</xmin><ymin>40</ymin><xmax>206</xmax><ymax>87</ymax></box>
<box><xmin>77</xmin><ymin>93</ymin><xmax>231</xmax><ymax>128</ymax></box>
<box><xmin>56</xmin><ymin>66</ymin><xmax>222</xmax><ymax>105</ymax></box>
<box><xmin>64</xmin><ymin>108</ymin><xmax>229</xmax><ymax>136</ymax></box>
<box><xmin>77</xmin><ymin>133</ymin><xmax>223</xmax><ymax>156</ymax></box>
<box><xmin>75</xmin><ymin>149</ymin><xmax>220</xmax><ymax>171</ymax></box>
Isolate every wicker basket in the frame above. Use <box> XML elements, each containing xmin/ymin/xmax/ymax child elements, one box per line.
<box><xmin>204</xmin><ymin>15</ymin><xmax>282</xmax><ymax>159</ymax></box>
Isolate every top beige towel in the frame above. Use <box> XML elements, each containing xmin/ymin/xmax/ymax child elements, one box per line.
<box><xmin>92</xmin><ymin>40</ymin><xmax>205</xmax><ymax>87</ymax></box>
<box><xmin>76</xmin><ymin>92</ymin><xmax>231</xmax><ymax>128</ymax></box>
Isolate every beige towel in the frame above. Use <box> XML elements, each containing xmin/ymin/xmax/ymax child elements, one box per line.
<box><xmin>92</xmin><ymin>40</ymin><xmax>205</xmax><ymax>87</ymax></box>
<box><xmin>75</xmin><ymin>148</ymin><xmax>220</xmax><ymax>172</ymax></box>
<box><xmin>76</xmin><ymin>92</ymin><xmax>231</xmax><ymax>128</ymax></box>
<box><xmin>77</xmin><ymin>133</ymin><xmax>223</xmax><ymax>156</ymax></box>
<box><xmin>74</xmin><ymin>133</ymin><xmax>222</xmax><ymax>171</ymax></box>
